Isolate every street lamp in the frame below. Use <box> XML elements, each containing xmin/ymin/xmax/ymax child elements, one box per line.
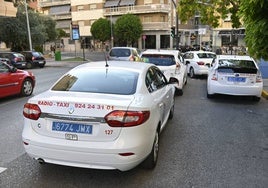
<box><xmin>24</xmin><ymin>0</ymin><xmax>32</xmax><ymax>51</ymax></box>
<box><xmin>171</xmin><ymin>0</ymin><xmax>179</xmax><ymax>50</ymax></box>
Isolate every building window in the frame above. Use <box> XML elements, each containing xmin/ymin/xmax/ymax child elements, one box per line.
<box><xmin>144</xmin><ymin>0</ymin><xmax>152</xmax><ymax>5</ymax></box>
<box><xmin>90</xmin><ymin>4</ymin><xmax>97</xmax><ymax>10</ymax></box>
<box><xmin>144</xmin><ymin>16</ymin><xmax>152</xmax><ymax>22</ymax></box>
<box><xmin>77</xmin><ymin>5</ymin><xmax>84</xmax><ymax>11</ymax></box>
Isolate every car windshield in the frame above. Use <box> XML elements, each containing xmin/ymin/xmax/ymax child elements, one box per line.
<box><xmin>197</xmin><ymin>53</ymin><xmax>216</xmax><ymax>59</ymax></box>
<box><xmin>110</xmin><ymin>49</ymin><xmax>131</xmax><ymax>57</ymax></box>
<box><xmin>218</xmin><ymin>59</ymin><xmax>257</xmax><ymax>73</ymax></box>
<box><xmin>141</xmin><ymin>54</ymin><xmax>176</xmax><ymax>66</ymax></box>
<box><xmin>32</xmin><ymin>52</ymin><xmax>42</xmax><ymax>57</ymax></box>
<box><xmin>52</xmin><ymin>68</ymin><xmax>138</xmax><ymax>95</ymax></box>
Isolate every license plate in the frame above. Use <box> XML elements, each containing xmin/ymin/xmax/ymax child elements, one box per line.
<box><xmin>227</xmin><ymin>77</ymin><xmax>246</xmax><ymax>82</ymax></box>
<box><xmin>52</xmin><ymin>122</ymin><xmax>92</xmax><ymax>134</ymax></box>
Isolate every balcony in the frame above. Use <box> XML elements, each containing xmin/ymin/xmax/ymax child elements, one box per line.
<box><xmin>51</xmin><ymin>14</ymin><xmax>72</xmax><ymax>20</ymax></box>
<box><xmin>0</xmin><ymin>0</ymin><xmax>17</xmax><ymax>17</ymax></box>
<box><xmin>39</xmin><ymin>0</ymin><xmax>70</xmax><ymax>8</ymax></box>
<box><xmin>142</xmin><ymin>22</ymin><xmax>170</xmax><ymax>31</ymax></box>
<box><xmin>104</xmin><ymin>4</ymin><xmax>171</xmax><ymax>16</ymax></box>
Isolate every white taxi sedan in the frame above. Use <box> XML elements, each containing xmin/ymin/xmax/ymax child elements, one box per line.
<box><xmin>22</xmin><ymin>61</ymin><xmax>175</xmax><ymax>171</ymax></box>
<box><xmin>183</xmin><ymin>51</ymin><xmax>216</xmax><ymax>78</ymax></box>
<box><xmin>140</xmin><ymin>49</ymin><xmax>187</xmax><ymax>95</ymax></box>
<box><xmin>207</xmin><ymin>55</ymin><xmax>263</xmax><ymax>101</ymax></box>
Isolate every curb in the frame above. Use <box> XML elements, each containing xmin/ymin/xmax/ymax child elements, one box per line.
<box><xmin>262</xmin><ymin>90</ymin><xmax>268</xmax><ymax>99</ymax></box>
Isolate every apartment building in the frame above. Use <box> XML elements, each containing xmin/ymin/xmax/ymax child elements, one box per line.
<box><xmin>69</xmin><ymin>0</ymin><xmax>199</xmax><ymax>50</ymax></box>
<box><xmin>37</xmin><ymin>0</ymin><xmax>244</xmax><ymax>52</ymax></box>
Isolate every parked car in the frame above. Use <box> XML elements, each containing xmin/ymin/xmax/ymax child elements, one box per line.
<box><xmin>21</xmin><ymin>51</ymin><xmax>46</xmax><ymax>69</ymax></box>
<box><xmin>0</xmin><ymin>61</ymin><xmax>35</xmax><ymax>99</ymax></box>
<box><xmin>183</xmin><ymin>51</ymin><xmax>216</xmax><ymax>78</ymax></box>
<box><xmin>107</xmin><ymin>47</ymin><xmax>141</xmax><ymax>61</ymax></box>
<box><xmin>0</xmin><ymin>51</ymin><xmax>27</xmax><ymax>69</ymax></box>
<box><xmin>22</xmin><ymin>61</ymin><xmax>175</xmax><ymax>171</ymax></box>
<box><xmin>140</xmin><ymin>49</ymin><xmax>187</xmax><ymax>95</ymax></box>
<box><xmin>207</xmin><ymin>55</ymin><xmax>263</xmax><ymax>101</ymax></box>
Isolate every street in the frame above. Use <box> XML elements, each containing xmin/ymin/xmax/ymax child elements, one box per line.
<box><xmin>0</xmin><ymin>64</ymin><xmax>267</xmax><ymax>188</ymax></box>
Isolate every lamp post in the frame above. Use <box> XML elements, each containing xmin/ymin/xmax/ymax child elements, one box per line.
<box><xmin>24</xmin><ymin>0</ymin><xmax>32</xmax><ymax>51</ymax></box>
<box><xmin>171</xmin><ymin>0</ymin><xmax>179</xmax><ymax>50</ymax></box>
<box><xmin>110</xmin><ymin>13</ymin><xmax>113</xmax><ymax>48</ymax></box>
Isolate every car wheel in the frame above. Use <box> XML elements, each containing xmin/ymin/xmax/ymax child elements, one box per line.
<box><xmin>252</xmin><ymin>96</ymin><xmax>261</xmax><ymax>102</ymax></box>
<box><xmin>21</xmin><ymin>78</ymin><xmax>34</xmax><ymax>96</ymax></box>
<box><xmin>39</xmin><ymin>64</ymin><xmax>45</xmax><ymax>68</ymax></box>
<box><xmin>189</xmin><ymin>67</ymin><xmax>195</xmax><ymax>78</ymax></box>
<box><xmin>207</xmin><ymin>92</ymin><xmax>214</xmax><ymax>99</ymax></box>
<box><xmin>142</xmin><ymin>128</ymin><xmax>159</xmax><ymax>169</ymax></box>
<box><xmin>26</xmin><ymin>62</ymin><xmax>33</xmax><ymax>69</ymax></box>
<box><xmin>175</xmin><ymin>89</ymin><xmax>183</xmax><ymax>96</ymax></box>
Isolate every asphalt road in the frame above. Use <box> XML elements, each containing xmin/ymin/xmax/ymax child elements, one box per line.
<box><xmin>0</xmin><ymin>65</ymin><xmax>267</xmax><ymax>188</ymax></box>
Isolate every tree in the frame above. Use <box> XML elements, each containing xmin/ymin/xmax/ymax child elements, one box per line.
<box><xmin>178</xmin><ymin>0</ymin><xmax>241</xmax><ymax>28</ymax></box>
<box><xmin>239</xmin><ymin>0</ymin><xmax>268</xmax><ymax>60</ymax></box>
<box><xmin>0</xmin><ymin>4</ymin><xmax>57</xmax><ymax>51</ymax></box>
<box><xmin>90</xmin><ymin>18</ymin><xmax>111</xmax><ymax>42</ymax></box>
<box><xmin>114</xmin><ymin>14</ymin><xmax>143</xmax><ymax>46</ymax></box>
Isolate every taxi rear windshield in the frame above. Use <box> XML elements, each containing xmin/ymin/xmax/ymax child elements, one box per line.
<box><xmin>218</xmin><ymin>59</ymin><xmax>257</xmax><ymax>74</ymax></box>
<box><xmin>52</xmin><ymin>69</ymin><xmax>138</xmax><ymax>95</ymax></box>
<box><xmin>141</xmin><ymin>54</ymin><xmax>176</xmax><ymax>66</ymax></box>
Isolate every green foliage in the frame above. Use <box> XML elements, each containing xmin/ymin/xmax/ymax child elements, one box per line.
<box><xmin>239</xmin><ymin>0</ymin><xmax>268</xmax><ymax>60</ymax></box>
<box><xmin>114</xmin><ymin>14</ymin><xmax>143</xmax><ymax>46</ymax></box>
<box><xmin>57</xmin><ymin>28</ymin><xmax>68</xmax><ymax>39</ymax></box>
<box><xmin>90</xmin><ymin>18</ymin><xmax>111</xmax><ymax>42</ymax></box>
<box><xmin>0</xmin><ymin>4</ymin><xmax>57</xmax><ymax>51</ymax></box>
<box><xmin>178</xmin><ymin>0</ymin><xmax>241</xmax><ymax>28</ymax></box>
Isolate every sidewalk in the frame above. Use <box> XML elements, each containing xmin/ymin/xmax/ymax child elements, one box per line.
<box><xmin>262</xmin><ymin>79</ymin><xmax>268</xmax><ymax>99</ymax></box>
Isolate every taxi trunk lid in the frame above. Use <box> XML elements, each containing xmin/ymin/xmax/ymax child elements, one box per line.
<box><xmin>27</xmin><ymin>91</ymin><xmax>135</xmax><ymax>142</ymax></box>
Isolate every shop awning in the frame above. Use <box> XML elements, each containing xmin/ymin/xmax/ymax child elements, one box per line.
<box><xmin>50</xmin><ymin>5</ymin><xmax>70</xmax><ymax>15</ymax></box>
<box><xmin>104</xmin><ymin>0</ymin><xmax>120</xmax><ymax>8</ymax></box>
<box><xmin>119</xmin><ymin>0</ymin><xmax>136</xmax><ymax>6</ymax></box>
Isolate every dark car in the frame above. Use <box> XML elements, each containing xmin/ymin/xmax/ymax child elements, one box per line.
<box><xmin>21</xmin><ymin>51</ymin><xmax>46</xmax><ymax>69</ymax></box>
<box><xmin>0</xmin><ymin>51</ymin><xmax>27</xmax><ymax>69</ymax></box>
<box><xmin>0</xmin><ymin>61</ymin><xmax>35</xmax><ymax>99</ymax></box>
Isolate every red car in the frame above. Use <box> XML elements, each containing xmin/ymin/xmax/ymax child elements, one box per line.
<box><xmin>0</xmin><ymin>61</ymin><xmax>35</xmax><ymax>99</ymax></box>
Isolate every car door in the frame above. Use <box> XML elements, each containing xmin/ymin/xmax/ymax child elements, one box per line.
<box><xmin>0</xmin><ymin>62</ymin><xmax>20</xmax><ymax>98</ymax></box>
<box><xmin>146</xmin><ymin>67</ymin><xmax>173</xmax><ymax>127</ymax></box>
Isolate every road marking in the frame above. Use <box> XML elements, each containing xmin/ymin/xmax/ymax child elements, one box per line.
<box><xmin>0</xmin><ymin>167</ymin><xmax>7</xmax><ymax>173</ymax></box>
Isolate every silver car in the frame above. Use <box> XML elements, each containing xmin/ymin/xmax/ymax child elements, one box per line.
<box><xmin>107</xmin><ymin>47</ymin><xmax>141</xmax><ymax>61</ymax></box>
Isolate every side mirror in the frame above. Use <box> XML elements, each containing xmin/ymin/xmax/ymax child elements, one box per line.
<box><xmin>11</xmin><ymin>67</ymin><xmax>17</xmax><ymax>73</ymax></box>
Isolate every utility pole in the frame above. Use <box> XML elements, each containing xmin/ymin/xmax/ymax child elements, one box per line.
<box><xmin>171</xmin><ymin>0</ymin><xmax>179</xmax><ymax>50</ymax></box>
<box><xmin>24</xmin><ymin>0</ymin><xmax>32</xmax><ymax>51</ymax></box>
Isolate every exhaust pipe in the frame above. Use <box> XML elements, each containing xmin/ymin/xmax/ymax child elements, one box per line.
<box><xmin>37</xmin><ymin>158</ymin><xmax>45</xmax><ymax>164</ymax></box>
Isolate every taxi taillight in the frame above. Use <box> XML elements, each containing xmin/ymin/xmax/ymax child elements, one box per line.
<box><xmin>23</xmin><ymin>103</ymin><xmax>41</xmax><ymax>120</ymax></box>
<box><xmin>197</xmin><ymin>61</ymin><xmax>205</xmax><ymax>65</ymax></box>
<box><xmin>104</xmin><ymin>110</ymin><xmax>150</xmax><ymax>127</ymax></box>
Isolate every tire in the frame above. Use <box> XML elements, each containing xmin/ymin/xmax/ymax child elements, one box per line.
<box><xmin>39</xmin><ymin>64</ymin><xmax>45</xmax><ymax>68</ymax></box>
<box><xmin>175</xmin><ymin>89</ymin><xmax>183</xmax><ymax>96</ymax></box>
<box><xmin>252</xmin><ymin>96</ymin><xmax>261</xmax><ymax>102</ymax></box>
<box><xmin>142</xmin><ymin>128</ymin><xmax>159</xmax><ymax>169</ymax></box>
<box><xmin>189</xmin><ymin>67</ymin><xmax>195</xmax><ymax>78</ymax></box>
<box><xmin>207</xmin><ymin>92</ymin><xmax>214</xmax><ymax>99</ymax></box>
<box><xmin>21</xmin><ymin>78</ymin><xmax>34</xmax><ymax>96</ymax></box>
<box><xmin>26</xmin><ymin>62</ymin><xmax>33</xmax><ymax>69</ymax></box>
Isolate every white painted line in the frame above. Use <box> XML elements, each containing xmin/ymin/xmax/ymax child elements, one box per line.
<box><xmin>0</xmin><ymin>167</ymin><xmax>7</xmax><ymax>173</ymax></box>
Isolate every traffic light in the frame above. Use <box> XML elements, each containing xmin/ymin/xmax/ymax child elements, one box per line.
<box><xmin>171</xmin><ymin>27</ymin><xmax>175</xmax><ymax>38</ymax></box>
